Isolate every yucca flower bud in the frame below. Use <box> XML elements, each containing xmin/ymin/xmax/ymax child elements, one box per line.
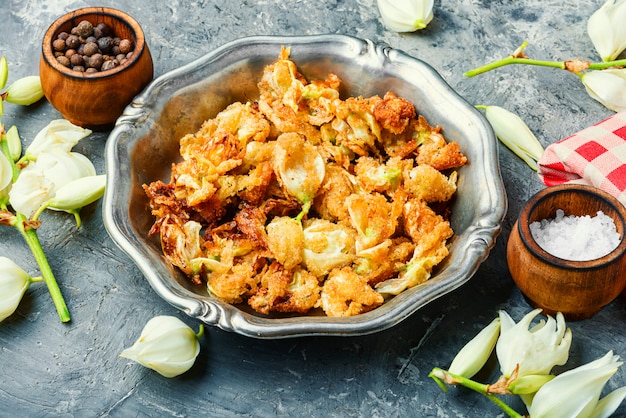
<box><xmin>506</xmin><ymin>373</ymin><xmax>555</xmax><ymax>395</ymax></box>
<box><xmin>377</xmin><ymin>0</ymin><xmax>434</xmax><ymax>32</ymax></box>
<box><xmin>0</xmin><ymin>150</ymin><xmax>11</xmax><ymax>200</ymax></box>
<box><xmin>5</xmin><ymin>125</ymin><xmax>21</xmax><ymax>162</ymax></box>
<box><xmin>527</xmin><ymin>351</ymin><xmax>626</xmax><ymax>418</ymax></box>
<box><xmin>0</xmin><ymin>56</ymin><xmax>8</xmax><ymax>91</ymax></box>
<box><xmin>476</xmin><ymin>105</ymin><xmax>544</xmax><ymax>171</ymax></box>
<box><xmin>587</xmin><ymin>0</ymin><xmax>626</xmax><ymax>62</ymax></box>
<box><xmin>48</xmin><ymin>174</ymin><xmax>106</xmax><ymax>212</ymax></box>
<box><xmin>447</xmin><ymin>317</ymin><xmax>500</xmax><ymax>379</ymax></box>
<box><xmin>580</xmin><ymin>69</ymin><xmax>626</xmax><ymax>112</ymax></box>
<box><xmin>4</xmin><ymin>76</ymin><xmax>44</xmax><ymax>106</ymax></box>
<box><xmin>0</xmin><ymin>257</ymin><xmax>35</xmax><ymax>322</ymax></box>
<box><xmin>120</xmin><ymin>316</ymin><xmax>203</xmax><ymax>378</ymax></box>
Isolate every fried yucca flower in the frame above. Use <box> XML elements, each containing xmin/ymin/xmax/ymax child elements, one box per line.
<box><xmin>319</xmin><ymin>267</ymin><xmax>384</xmax><ymax>317</ymax></box>
<box><xmin>144</xmin><ymin>47</ymin><xmax>467</xmax><ymax>317</ymax></box>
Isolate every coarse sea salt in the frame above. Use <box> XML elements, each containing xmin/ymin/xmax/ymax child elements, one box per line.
<box><xmin>529</xmin><ymin>209</ymin><xmax>621</xmax><ymax>261</ymax></box>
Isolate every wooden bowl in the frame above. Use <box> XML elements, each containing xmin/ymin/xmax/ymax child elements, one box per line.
<box><xmin>507</xmin><ymin>184</ymin><xmax>626</xmax><ymax>320</ymax></box>
<box><xmin>39</xmin><ymin>7</ymin><xmax>153</xmax><ymax>129</ymax></box>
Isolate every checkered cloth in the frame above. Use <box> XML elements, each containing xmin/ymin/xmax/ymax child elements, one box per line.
<box><xmin>538</xmin><ymin>111</ymin><xmax>626</xmax><ymax>206</ymax></box>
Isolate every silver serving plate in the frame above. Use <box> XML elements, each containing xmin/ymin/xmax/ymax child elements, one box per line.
<box><xmin>103</xmin><ymin>34</ymin><xmax>507</xmax><ymax>338</ymax></box>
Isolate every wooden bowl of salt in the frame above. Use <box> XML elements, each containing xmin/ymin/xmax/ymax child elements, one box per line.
<box><xmin>507</xmin><ymin>184</ymin><xmax>626</xmax><ymax>320</ymax></box>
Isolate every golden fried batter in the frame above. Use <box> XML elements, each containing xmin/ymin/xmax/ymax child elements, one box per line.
<box><xmin>413</xmin><ymin>116</ymin><xmax>467</xmax><ymax>170</ymax></box>
<box><xmin>144</xmin><ymin>48</ymin><xmax>467</xmax><ymax>318</ymax></box>
<box><xmin>249</xmin><ymin>264</ymin><xmax>320</xmax><ymax>314</ymax></box>
<box><xmin>319</xmin><ymin>267</ymin><xmax>384</xmax><ymax>317</ymax></box>
<box><xmin>373</xmin><ymin>92</ymin><xmax>416</xmax><ymax>134</ymax></box>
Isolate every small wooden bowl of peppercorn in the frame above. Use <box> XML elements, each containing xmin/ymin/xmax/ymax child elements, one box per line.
<box><xmin>40</xmin><ymin>7</ymin><xmax>153</xmax><ymax>129</ymax></box>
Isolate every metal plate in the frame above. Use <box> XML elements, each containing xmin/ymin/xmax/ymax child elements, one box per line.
<box><xmin>102</xmin><ymin>34</ymin><xmax>507</xmax><ymax>338</ymax></box>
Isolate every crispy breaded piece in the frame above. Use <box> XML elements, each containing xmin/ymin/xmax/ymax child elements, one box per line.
<box><xmin>299</xmin><ymin>75</ymin><xmax>341</xmax><ymax>126</ymax></box>
<box><xmin>237</xmin><ymin>161</ymin><xmax>275</xmax><ymax>206</ymax></box>
<box><xmin>413</xmin><ymin>115</ymin><xmax>467</xmax><ymax>170</ymax></box>
<box><xmin>319</xmin><ymin>267</ymin><xmax>384</xmax><ymax>317</ymax></box>
<box><xmin>302</xmin><ymin>218</ymin><xmax>356</xmax><ymax>277</ymax></box>
<box><xmin>257</xmin><ymin>47</ymin><xmax>323</xmax><ymax>143</ymax></box>
<box><xmin>207</xmin><ymin>262</ymin><xmax>260</xmax><ymax>304</ymax></box>
<box><xmin>143</xmin><ymin>180</ymin><xmax>191</xmax><ymax>234</ymax></box>
<box><xmin>313</xmin><ymin>163</ymin><xmax>357</xmax><ymax>222</ymax></box>
<box><xmin>354</xmin><ymin>155</ymin><xmax>411</xmax><ymax>194</ymax></box>
<box><xmin>158</xmin><ymin>217</ymin><xmax>204</xmax><ymax>283</ymax></box>
<box><xmin>249</xmin><ymin>264</ymin><xmax>320</xmax><ymax>314</ymax></box>
<box><xmin>355</xmin><ymin>237</ymin><xmax>416</xmax><ymax>286</ymax></box>
<box><xmin>345</xmin><ymin>192</ymin><xmax>399</xmax><ymax>253</ymax></box>
<box><xmin>271</xmin><ymin>132</ymin><xmax>325</xmax><ymax>205</ymax></box>
<box><xmin>235</xmin><ymin>204</ymin><xmax>269</xmax><ymax>249</ymax></box>
<box><xmin>266</xmin><ymin>216</ymin><xmax>304</xmax><ymax>270</ymax></box>
<box><xmin>373</xmin><ymin>92</ymin><xmax>416</xmax><ymax>134</ymax></box>
<box><xmin>403</xmin><ymin>164</ymin><xmax>458</xmax><ymax>203</ymax></box>
<box><xmin>402</xmin><ymin>198</ymin><xmax>453</xmax><ymax>254</ymax></box>
<box><xmin>332</xmin><ymin>96</ymin><xmax>382</xmax><ymax>156</ymax></box>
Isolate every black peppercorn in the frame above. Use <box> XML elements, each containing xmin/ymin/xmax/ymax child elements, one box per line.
<box><xmin>52</xmin><ymin>38</ymin><xmax>66</xmax><ymax>52</ymax></box>
<box><xmin>101</xmin><ymin>60</ymin><xmax>119</xmax><ymax>71</ymax></box>
<box><xmin>97</xmin><ymin>36</ymin><xmax>113</xmax><ymax>54</ymax></box>
<box><xmin>56</xmin><ymin>55</ymin><xmax>71</xmax><ymax>67</ymax></box>
<box><xmin>75</xmin><ymin>20</ymin><xmax>94</xmax><ymax>37</ymax></box>
<box><xmin>97</xmin><ymin>22</ymin><xmax>111</xmax><ymax>37</ymax></box>
<box><xmin>70</xmin><ymin>53</ymin><xmax>84</xmax><ymax>67</ymax></box>
<box><xmin>119</xmin><ymin>39</ymin><xmax>133</xmax><ymax>54</ymax></box>
<box><xmin>66</xmin><ymin>34</ymin><xmax>80</xmax><ymax>50</ymax></box>
<box><xmin>83</xmin><ymin>42</ymin><xmax>99</xmax><ymax>57</ymax></box>
<box><xmin>88</xmin><ymin>53</ymin><xmax>104</xmax><ymax>70</ymax></box>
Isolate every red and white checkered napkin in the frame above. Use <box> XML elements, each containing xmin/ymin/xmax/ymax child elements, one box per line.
<box><xmin>538</xmin><ymin>111</ymin><xmax>626</xmax><ymax>206</ymax></box>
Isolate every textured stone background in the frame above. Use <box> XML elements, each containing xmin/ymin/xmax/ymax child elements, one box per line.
<box><xmin>1</xmin><ymin>1</ymin><xmax>625</xmax><ymax>417</ymax></box>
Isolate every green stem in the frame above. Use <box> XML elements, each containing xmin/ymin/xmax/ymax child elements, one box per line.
<box><xmin>295</xmin><ymin>200</ymin><xmax>312</xmax><ymax>223</ymax></box>
<box><xmin>14</xmin><ymin>212</ymin><xmax>70</xmax><ymax>323</ymax></box>
<box><xmin>429</xmin><ymin>368</ymin><xmax>524</xmax><ymax>418</ymax></box>
<box><xmin>465</xmin><ymin>57</ymin><xmax>566</xmax><ymax>77</ymax></box>
<box><xmin>69</xmin><ymin>209</ymin><xmax>81</xmax><ymax>228</ymax></box>
<box><xmin>464</xmin><ymin>42</ymin><xmax>626</xmax><ymax>77</ymax></box>
<box><xmin>590</xmin><ymin>60</ymin><xmax>626</xmax><ymax>70</ymax></box>
<box><xmin>31</xmin><ymin>201</ymin><xmax>50</xmax><ymax>222</ymax></box>
<box><xmin>196</xmin><ymin>324</ymin><xmax>205</xmax><ymax>339</ymax></box>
